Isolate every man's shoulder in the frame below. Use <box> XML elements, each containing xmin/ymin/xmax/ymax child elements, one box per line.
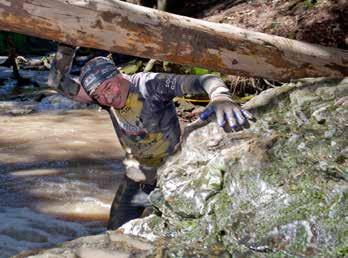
<box><xmin>126</xmin><ymin>72</ymin><xmax>160</xmax><ymax>92</ymax></box>
<box><xmin>127</xmin><ymin>72</ymin><xmax>158</xmax><ymax>83</ymax></box>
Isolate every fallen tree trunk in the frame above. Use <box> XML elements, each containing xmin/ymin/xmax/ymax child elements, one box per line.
<box><xmin>0</xmin><ymin>0</ymin><xmax>347</xmax><ymax>81</ymax></box>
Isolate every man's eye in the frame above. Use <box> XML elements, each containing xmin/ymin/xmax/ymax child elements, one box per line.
<box><xmin>106</xmin><ymin>82</ymin><xmax>113</xmax><ymax>90</ymax></box>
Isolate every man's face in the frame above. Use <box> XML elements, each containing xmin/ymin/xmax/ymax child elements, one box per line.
<box><xmin>91</xmin><ymin>76</ymin><xmax>129</xmax><ymax>108</ymax></box>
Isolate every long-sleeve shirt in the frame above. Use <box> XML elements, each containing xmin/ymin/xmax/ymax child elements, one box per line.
<box><xmin>112</xmin><ymin>72</ymin><xmax>224</xmax><ymax>167</ymax></box>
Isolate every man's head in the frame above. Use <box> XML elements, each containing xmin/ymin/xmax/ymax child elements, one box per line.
<box><xmin>80</xmin><ymin>57</ymin><xmax>129</xmax><ymax>108</ymax></box>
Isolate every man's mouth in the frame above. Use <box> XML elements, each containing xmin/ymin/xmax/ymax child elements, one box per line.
<box><xmin>111</xmin><ymin>96</ymin><xmax>121</xmax><ymax>107</ymax></box>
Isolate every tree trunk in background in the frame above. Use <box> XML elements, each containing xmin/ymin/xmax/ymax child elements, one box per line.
<box><xmin>0</xmin><ymin>0</ymin><xmax>347</xmax><ymax>81</ymax></box>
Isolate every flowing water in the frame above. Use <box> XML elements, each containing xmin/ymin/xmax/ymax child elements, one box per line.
<box><xmin>0</xmin><ymin>65</ymin><xmax>126</xmax><ymax>257</ymax></box>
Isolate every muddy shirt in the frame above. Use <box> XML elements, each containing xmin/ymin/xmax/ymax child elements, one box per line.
<box><xmin>112</xmin><ymin>72</ymin><xmax>208</xmax><ymax>167</ymax></box>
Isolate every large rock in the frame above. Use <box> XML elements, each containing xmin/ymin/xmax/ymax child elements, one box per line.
<box><xmin>13</xmin><ymin>232</ymin><xmax>155</xmax><ymax>258</ymax></box>
<box><xmin>122</xmin><ymin>77</ymin><xmax>348</xmax><ymax>257</ymax></box>
<box><xmin>15</xmin><ymin>78</ymin><xmax>347</xmax><ymax>257</ymax></box>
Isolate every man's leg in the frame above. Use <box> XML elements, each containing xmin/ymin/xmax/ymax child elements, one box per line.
<box><xmin>107</xmin><ymin>166</ymin><xmax>157</xmax><ymax>230</ymax></box>
<box><xmin>108</xmin><ymin>176</ymin><xmax>145</xmax><ymax>230</ymax></box>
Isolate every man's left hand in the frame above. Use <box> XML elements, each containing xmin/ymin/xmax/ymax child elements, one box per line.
<box><xmin>200</xmin><ymin>94</ymin><xmax>254</xmax><ymax>132</ymax></box>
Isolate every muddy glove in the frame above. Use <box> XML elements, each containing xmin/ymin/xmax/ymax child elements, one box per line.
<box><xmin>123</xmin><ymin>157</ymin><xmax>146</xmax><ymax>183</ymax></box>
<box><xmin>201</xmin><ymin>90</ymin><xmax>254</xmax><ymax>132</ymax></box>
<box><xmin>122</xmin><ymin>148</ymin><xmax>147</xmax><ymax>183</ymax></box>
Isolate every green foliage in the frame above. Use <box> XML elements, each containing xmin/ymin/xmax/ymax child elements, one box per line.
<box><xmin>190</xmin><ymin>67</ymin><xmax>221</xmax><ymax>78</ymax></box>
<box><xmin>304</xmin><ymin>0</ymin><xmax>316</xmax><ymax>10</ymax></box>
<box><xmin>162</xmin><ymin>61</ymin><xmax>171</xmax><ymax>72</ymax></box>
<box><xmin>119</xmin><ymin>60</ymin><xmax>143</xmax><ymax>74</ymax></box>
<box><xmin>191</xmin><ymin>67</ymin><xmax>210</xmax><ymax>75</ymax></box>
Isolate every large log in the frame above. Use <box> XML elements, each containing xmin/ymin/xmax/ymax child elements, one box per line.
<box><xmin>0</xmin><ymin>0</ymin><xmax>347</xmax><ymax>81</ymax></box>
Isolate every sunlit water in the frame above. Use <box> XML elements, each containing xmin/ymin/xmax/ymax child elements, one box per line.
<box><xmin>0</xmin><ymin>86</ymin><xmax>126</xmax><ymax>257</ymax></box>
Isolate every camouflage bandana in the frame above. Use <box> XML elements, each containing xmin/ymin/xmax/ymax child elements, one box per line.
<box><xmin>80</xmin><ymin>57</ymin><xmax>119</xmax><ymax>94</ymax></box>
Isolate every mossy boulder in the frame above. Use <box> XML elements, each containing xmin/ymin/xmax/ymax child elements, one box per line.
<box><xmin>122</xmin><ymin>78</ymin><xmax>347</xmax><ymax>257</ymax></box>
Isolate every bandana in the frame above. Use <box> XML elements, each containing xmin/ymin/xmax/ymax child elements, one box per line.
<box><xmin>80</xmin><ymin>57</ymin><xmax>119</xmax><ymax>94</ymax></box>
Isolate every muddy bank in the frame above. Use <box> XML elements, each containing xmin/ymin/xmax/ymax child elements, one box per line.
<box><xmin>203</xmin><ymin>0</ymin><xmax>348</xmax><ymax>49</ymax></box>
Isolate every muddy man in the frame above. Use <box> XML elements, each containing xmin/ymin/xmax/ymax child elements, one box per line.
<box><xmin>48</xmin><ymin>44</ymin><xmax>254</xmax><ymax>230</ymax></box>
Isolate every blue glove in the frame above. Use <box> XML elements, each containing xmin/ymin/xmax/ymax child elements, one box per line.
<box><xmin>200</xmin><ymin>94</ymin><xmax>254</xmax><ymax>131</ymax></box>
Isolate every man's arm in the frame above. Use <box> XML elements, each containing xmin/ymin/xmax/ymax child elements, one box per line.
<box><xmin>130</xmin><ymin>72</ymin><xmax>238</xmax><ymax>101</ymax></box>
<box><xmin>47</xmin><ymin>44</ymin><xmax>93</xmax><ymax>104</ymax></box>
<box><xmin>131</xmin><ymin>72</ymin><xmax>254</xmax><ymax>130</ymax></box>
<box><xmin>130</xmin><ymin>72</ymin><xmax>208</xmax><ymax>100</ymax></box>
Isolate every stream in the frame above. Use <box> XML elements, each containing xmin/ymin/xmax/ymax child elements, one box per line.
<box><xmin>0</xmin><ymin>64</ymin><xmax>125</xmax><ymax>257</ymax></box>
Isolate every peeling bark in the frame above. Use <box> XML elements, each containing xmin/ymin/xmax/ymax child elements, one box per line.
<box><xmin>0</xmin><ymin>0</ymin><xmax>347</xmax><ymax>81</ymax></box>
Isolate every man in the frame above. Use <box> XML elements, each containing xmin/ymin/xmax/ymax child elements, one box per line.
<box><xmin>48</xmin><ymin>44</ymin><xmax>254</xmax><ymax>229</ymax></box>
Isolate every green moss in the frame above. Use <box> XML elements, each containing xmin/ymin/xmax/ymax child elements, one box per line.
<box><xmin>336</xmin><ymin>244</ymin><xmax>348</xmax><ymax>257</ymax></box>
<box><xmin>293</xmin><ymin>225</ymin><xmax>310</xmax><ymax>252</ymax></box>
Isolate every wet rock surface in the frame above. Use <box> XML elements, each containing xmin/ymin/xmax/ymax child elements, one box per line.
<box><xmin>13</xmin><ymin>232</ymin><xmax>154</xmax><ymax>258</ymax></box>
<box><xmin>14</xmin><ymin>78</ymin><xmax>348</xmax><ymax>257</ymax></box>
